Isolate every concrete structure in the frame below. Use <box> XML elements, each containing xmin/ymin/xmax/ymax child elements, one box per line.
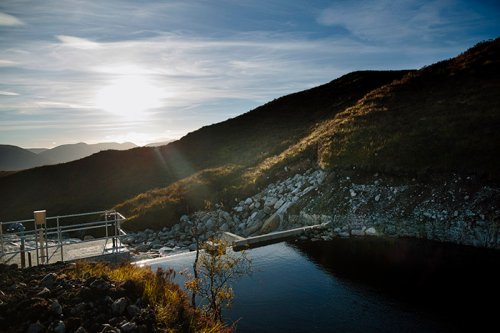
<box><xmin>229</xmin><ymin>223</ymin><xmax>329</xmax><ymax>251</ymax></box>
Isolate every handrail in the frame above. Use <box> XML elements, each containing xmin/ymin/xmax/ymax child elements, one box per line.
<box><xmin>1</xmin><ymin>210</ymin><xmax>114</xmax><ymax>225</ymax></box>
<box><xmin>0</xmin><ymin>210</ymin><xmax>127</xmax><ymax>267</ymax></box>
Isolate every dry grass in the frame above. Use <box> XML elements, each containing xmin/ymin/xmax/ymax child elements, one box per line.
<box><xmin>68</xmin><ymin>261</ymin><xmax>229</xmax><ymax>333</ymax></box>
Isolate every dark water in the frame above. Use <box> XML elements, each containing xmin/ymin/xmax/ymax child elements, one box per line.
<box><xmin>150</xmin><ymin>238</ymin><xmax>500</xmax><ymax>332</ymax></box>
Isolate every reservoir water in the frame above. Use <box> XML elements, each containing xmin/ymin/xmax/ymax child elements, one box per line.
<box><xmin>149</xmin><ymin>237</ymin><xmax>499</xmax><ymax>332</ymax></box>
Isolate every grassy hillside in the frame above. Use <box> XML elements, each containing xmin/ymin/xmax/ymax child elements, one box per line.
<box><xmin>1</xmin><ymin>38</ymin><xmax>498</xmax><ymax>229</ymax></box>
<box><xmin>0</xmin><ymin>71</ymin><xmax>406</xmax><ymax>221</ymax></box>
<box><xmin>316</xmin><ymin>39</ymin><xmax>500</xmax><ymax>177</ymax></box>
<box><xmin>119</xmin><ymin>38</ymin><xmax>500</xmax><ymax>230</ymax></box>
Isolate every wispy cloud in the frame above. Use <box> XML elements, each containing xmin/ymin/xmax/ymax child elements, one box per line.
<box><xmin>317</xmin><ymin>0</ymin><xmax>488</xmax><ymax>44</ymax></box>
<box><xmin>0</xmin><ymin>12</ymin><xmax>24</xmax><ymax>26</ymax></box>
<box><xmin>1</xmin><ymin>0</ymin><xmax>499</xmax><ymax>147</ymax></box>
<box><xmin>0</xmin><ymin>90</ymin><xmax>19</xmax><ymax>96</ymax></box>
<box><xmin>56</xmin><ymin>35</ymin><xmax>100</xmax><ymax>49</ymax></box>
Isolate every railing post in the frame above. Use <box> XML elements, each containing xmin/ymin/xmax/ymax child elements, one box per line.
<box><xmin>34</xmin><ymin>218</ymin><xmax>39</xmax><ymax>266</ymax></box>
<box><xmin>0</xmin><ymin>222</ymin><xmax>4</xmax><ymax>264</ymax></box>
<box><xmin>113</xmin><ymin>212</ymin><xmax>118</xmax><ymax>253</ymax></box>
<box><xmin>57</xmin><ymin>216</ymin><xmax>64</xmax><ymax>262</ymax></box>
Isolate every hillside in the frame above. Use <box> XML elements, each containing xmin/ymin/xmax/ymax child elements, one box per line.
<box><xmin>39</xmin><ymin>142</ymin><xmax>138</xmax><ymax>164</ymax></box>
<box><xmin>0</xmin><ymin>71</ymin><xmax>408</xmax><ymax>221</ymax></box>
<box><xmin>117</xmin><ymin>38</ymin><xmax>500</xmax><ymax>230</ymax></box>
<box><xmin>0</xmin><ymin>145</ymin><xmax>51</xmax><ymax>171</ymax></box>
<box><xmin>0</xmin><ymin>38</ymin><xmax>498</xmax><ymax>229</ymax></box>
<box><xmin>0</xmin><ymin>142</ymin><xmax>138</xmax><ymax>171</ymax></box>
<box><xmin>244</xmin><ymin>38</ymin><xmax>500</xmax><ymax>182</ymax></box>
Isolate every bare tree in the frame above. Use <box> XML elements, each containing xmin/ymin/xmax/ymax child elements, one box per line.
<box><xmin>186</xmin><ymin>239</ymin><xmax>251</xmax><ymax>322</ymax></box>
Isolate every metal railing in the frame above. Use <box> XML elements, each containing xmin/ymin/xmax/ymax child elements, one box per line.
<box><xmin>0</xmin><ymin>210</ymin><xmax>127</xmax><ymax>267</ymax></box>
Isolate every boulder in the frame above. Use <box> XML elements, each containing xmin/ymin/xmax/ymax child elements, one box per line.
<box><xmin>260</xmin><ymin>213</ymin><xmax>281</xmax><ymax>234</ymax></box>
<box><xmin>51</xmin><ymin>299</ymin><xmax>63</xmax><ymax>315</ymax></box>
<box><xmin>244</xmin><ymin>219</ymin><xmax>264</xmax><ymax>236</ymax></box>
<box><xmin>158</xmin><ymin>247</ymin><xmax>173</xmax><ymax>256</ymax></box>
<box><xmin>264</xmin><ymin>197</ymin><xmax>278</xmax><ymax>207</ymax></box>
<box><xmin>135</xmin><ymin>244</ymin><xmax>151</xmax><ymax>252</ymax></box>
<box><xmin>273</xmin><ymin>198</ymin><xmax>285</xmax><ymax>210</ymax></box>
<box><xmin>365</xmin><ymin>227</ymin><xmax>377</xmax><ymax>236</ymax></box>
<box><xmin>112</xmin><ymin>297</ymin><xmax>128</xmax><ymax>315</ymax></box>
<box><xmin>351</xmin><ymin>229</ymin><xmax>365</xmax><ymax>236</ymax></box>
<box><xmin>40</xmin><ymin>273</ymin><xmax>57</xmax><ymax>289</ymax></box>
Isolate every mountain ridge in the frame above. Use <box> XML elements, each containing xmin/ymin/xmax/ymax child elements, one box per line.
<box><xmin>0</xmin><ymin>142</ymin><xmax>137</xmax><ymax>171</ymax></box>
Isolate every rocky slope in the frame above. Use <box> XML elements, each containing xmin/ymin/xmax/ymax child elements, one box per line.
<box><xmin>0</xmin><ymin>263</ymin><xmax>155</xmax><ymax>333</ymax></box>
<box><xmin>124</xmin><ymin>167</ymin><xmax>499</xmax><ymax>257</ymax></box>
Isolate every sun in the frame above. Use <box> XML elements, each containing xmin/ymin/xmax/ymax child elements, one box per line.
<box><xmin>96</xmin><ymin>76</ymin><xmax>163</xmax><ymax>119</ymax></box>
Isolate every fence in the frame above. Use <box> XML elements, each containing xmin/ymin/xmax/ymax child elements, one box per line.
<box><xmin>0</xmin><ymin>210</ymin><xmax>127</xmax><ymax>267</ymax></box>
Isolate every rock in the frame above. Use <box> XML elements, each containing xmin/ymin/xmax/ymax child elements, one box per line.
<box><xmin>120</xmin><ymin>322</ymin><xmax>137</xmax><ymax>333</ymax></box>
<box><xmin>205</xmin><ymin>218</ymin><xmax>214</xmax><ymax>230</ymax></box>
<box><xmin>158</xmin><ymin>247</ymin><xmax>173</xmax><ymax>255</ymax></box>
<box><xmin>112</xmin><ymin>297</ymin><xmax>128</xmax><ymax>315</ymax></box>
<box><xmin>350</xmin><ymin>189</ymin><xmax>357</xmax><ymax>197</ymax></box>
<box><xmin>338</xmin><ymin>231</ymin><xmax>350</xmax><ymax>238</ymax></box>
<box><xmin>135</xmin><ymin>244</ymin><xmax>151</xmax><ymax>252</ymax></box>
<box><xmin>263</xmin><ymin>206</ymin><xmax>272</xmax><ymax>214</ymax></box>
<box><xmin>188</xmin><ymin>243</ymin><xmax>197</xmax><ymax>251</ymax></box>
<box><xmin>51</xmin><ymin>299</ymin><xmax>63</xmax><ymax>315</ymax></box>
<box><xmin>374</xmin><ymin>194</ymin><xmax>381</xmax><ymax>202</ymax></box>
<box><xmin>233</xmin><ymin>206</ymin><xmax>244</xmax><ymax>213</ymax></box>
<box><xmin>220</xmin><ymin>223</ymin><xmax>229</xmax><ymax>232</ymax></box>
<box><xmin>244</xmin><ymin>219</ymin><xmax>264</xmax><ymax>236</ymax></box>
<box><xmin>244</xmin><ymin>197</ymin><xmax>253</xmax><ymax>205</ymax></box>
<box><xmin>264</xmin><ymin>197</ymin><xmax>278</xmax><ymax>207</ymax></box>
<box><xmin>180</xmin><ymin>215</ymin><xmax>190</xmax><ymax>223</ymax></box>
<box><xmin>151</xmin><ymin>241</ymin><xmax>163</xmax><ymax>250</ymax></box>
<box><xmin>27</xmin><ymin>321</ymin><xmax>45</xmax><ymax>333</ymax></box>
<box><xmin>100</xmin><ymin>324</ymin><xmax>120</xmax><ymax>333</ymax></box>
<box><xmin>122</xmin><ymin>235</ymin><xmax>136</xmax><ymax>245</ymax></box>
<box><xmin>71</xmin><ymin>302</ymin><xmax>86</xmax><ymax>315</ymax></box>
<box><xmin>365</xmin><ymin>227</ymin><xmax>377</xmax><ymax>236</ymax></box>
<box><xmin>36</xmin><ymin>287</ymin><xmax>51</xmax><ymax>297</ymax></box>
<box><xmin>260</xmin><ymin>213</ymin><xmax>281</xmax><ymax>234</ymax></box>
<box><xmin>127</xmin><ymin>304</ymin><xmax>141</xmax><ymax>317</ymax></box>
<box><xmin>83</xmin><ymin>235</ymin><xmax>95</xmax><ymax>241</ymax></box>
<box><xmin>273</xmin><ymin>198</ymin><xmax>285</xmax><ymax>210</ymax></box>
<box><xmin>351</xmin><ymin>229</ymin><xmax>365</xmax><ymax>236</ymax></box>
<box><xmin>54</xmin><ymin>321</ymin><xmax>66</xmax><ymax>333</ymax></box>
<box><xmin>74</xmin><ymin>327</ymin><xmax>88</xmax><ymax>333</ymax></box>
<box><xmin>40</xmin><ymin>272</ymin><xmax>57</xmax><ymax>289</ymax></box>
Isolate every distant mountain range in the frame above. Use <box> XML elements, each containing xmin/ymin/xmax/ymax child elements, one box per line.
<box><xmin>0</xmin><ymin>38</ymin><xmax>498</xmax><ymax>226</ymax></box>
<box><xmin>0</xmin><ymin>142</ymin><xmax>137</xmax><ymax>171</ymax></box>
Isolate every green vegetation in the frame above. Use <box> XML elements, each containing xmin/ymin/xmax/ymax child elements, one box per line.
<box><xmin>69</xmin><ymin>261</ymin><xmax>229</xmax><ymax>332</ymax></box>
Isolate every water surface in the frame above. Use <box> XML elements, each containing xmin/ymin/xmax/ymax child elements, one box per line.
<box><xmin>150</xmin><ymin>238</ymin><xmax>500</xmax><ymax>332</ymax></box>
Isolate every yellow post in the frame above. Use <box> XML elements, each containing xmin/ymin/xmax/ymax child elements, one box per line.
<box><xmin>34</xmin><ymin>210</ymin><xmax>46</xmax><ymax>264</ymax></box>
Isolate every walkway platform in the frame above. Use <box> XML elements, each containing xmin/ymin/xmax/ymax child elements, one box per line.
<box><xmin>1</xmin><ymin>238</ymin><xmax>129</xmax><ymax>267</ymax></box>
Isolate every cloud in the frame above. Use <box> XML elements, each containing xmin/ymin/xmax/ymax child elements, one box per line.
<box><xmin>0</xmin><ymin>59</ymin><xmax>19</xmax><ymax>67</ymax></box>
<box><xmin>316</xmin><ymin>0</ymin><xmax>483</xmax><ymax>44</ymax></box>
<box><xmin>56</xmin><ymin>35</ymin><xmax>100</xmax><ymax>49</ymax></box>
<box><xmin>0</xmin><ymin>90</ymin><xmax>19</xmax><ymax>96</ymax></box>
<box><xmin>0</xmin><ymin>12</ymin><xmax>24</xmax><ymax>26</ymax></box>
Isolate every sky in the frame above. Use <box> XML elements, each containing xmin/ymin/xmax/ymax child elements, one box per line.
<box><xmin>1</xmin><ymin>0</ymin><xmax>499</xmax><ymax>148</ymax></box>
